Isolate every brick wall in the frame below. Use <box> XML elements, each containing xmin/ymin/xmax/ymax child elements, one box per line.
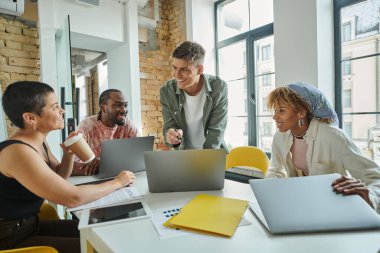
<box><xmin>139</xmin><ymin>0</ymin><xmax>186</xmax><ymax>150</ymax></box>
<box><xmin>0</xmin><ymin>15</ymin><xmax>40</xmax><ymax>135</ymax></box>
<box><xmin>0</xmin><ymin>0</ymin><xmax>186</xmax><ymax>141</ymax></box>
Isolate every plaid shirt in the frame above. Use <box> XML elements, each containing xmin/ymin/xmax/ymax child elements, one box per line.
<box><xmin>76</xmin><ymin>115</ymin><xmax>140</xmax><ymax>160</ymax></box>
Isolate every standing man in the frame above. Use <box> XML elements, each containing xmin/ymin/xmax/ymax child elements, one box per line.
<box><xmin>160</xmin><ymin>41</ymin><xmax>228</xmax><ymax>150</ymax></box>
<box><xmin>71</xmin><ymin>89</ymin><xmax>140</xmax><ymax>175</ymax></box>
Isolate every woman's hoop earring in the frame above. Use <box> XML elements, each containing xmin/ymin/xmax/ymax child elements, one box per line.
<box><xmin>33</xmin><ymin>123</ymin><xmax>37</xmax><ymax>131</ymax></box>
<box><xmin>298</xmin><ymin>118</ymin><xmax>304</xmax><ymax>127</ymax></box>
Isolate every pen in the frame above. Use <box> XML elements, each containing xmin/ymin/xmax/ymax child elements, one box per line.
<box><xmin>174</xmin><ymin>128</ymin><xmax>182</xmax><ymax>142</ymax></box>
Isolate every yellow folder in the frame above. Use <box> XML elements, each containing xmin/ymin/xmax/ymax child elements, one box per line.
<box><xmin>165</xmin><ymin>194</ymin><xmax>248</xmax><ymax>237</ymax></box>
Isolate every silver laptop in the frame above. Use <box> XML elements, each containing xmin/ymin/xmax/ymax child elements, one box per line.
<box><xmin>93</xmin><ymin>136</ymin><xmax>154</xmax><ymax>179</ymax></box>
<box><xmin>249</xmin><ymin>173</ymin><xmax>380</xmax><ymax>234</ymax></box>
<box><xmin>144</xmin><ymin>149</ymin><xmax>226</xmax><ymax>193</ymax></box>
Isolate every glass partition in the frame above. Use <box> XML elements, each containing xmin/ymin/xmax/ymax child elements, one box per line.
<box><xmin>55</xmin><ymin>15</ymin><xmax>73</xmax><ymax>141</ymax></box>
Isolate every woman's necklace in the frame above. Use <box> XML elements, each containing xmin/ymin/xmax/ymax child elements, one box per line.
<box><xmin>291</xmin><ymin>130</ymin><xmax>307</xmax><ymax>139</ymax></box>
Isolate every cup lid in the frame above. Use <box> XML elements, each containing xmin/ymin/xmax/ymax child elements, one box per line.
<box><xmin>63</xmin><ymin>133</ymin><xmax>83</xmax><ymax>147</ymax></box>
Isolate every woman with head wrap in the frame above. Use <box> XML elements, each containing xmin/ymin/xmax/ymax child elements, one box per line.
<box><xmin>267</xmin><ymin>82</ymin><xmax>380</xmax><ymax>213</ymax></box>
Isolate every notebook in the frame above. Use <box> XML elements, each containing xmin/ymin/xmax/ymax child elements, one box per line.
<box><xmin>144</xmin><ymin>149</ymin><xmax>226</xmax><ymax>193</ymax></box>
<box><xmin>164</xmin><ymin>194</ymin><xmax>248</xmax><ymax>237</ymax></box>
<box><xmin>93</xmin><ymin>136</ymin><xmax>154</xmax><ymax>179</ymax></box>
<box><xmin>249</xmin><ymin>173</ymin><xmax>380</xmax><ymax>234</ymax></box>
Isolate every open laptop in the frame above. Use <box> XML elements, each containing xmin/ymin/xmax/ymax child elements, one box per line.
<box><xmin>144</xmin><ymin>149</ymin><xmax>226</xmax><ymax>193</ymax></box>
<box><xmin>248</xmin><ymin>173</ymin><xmax>380</xmax><ymax>234</ymax></box>
<box><xmin>93</xmin><ymin>136</ymin><xmax>155</xmax><ymax>179</ymax></box>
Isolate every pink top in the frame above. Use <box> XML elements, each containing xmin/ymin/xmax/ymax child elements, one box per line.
<box><xmin>290</xmin><ymin>136</ymin><xmax>309</xmax><ymax>176</ymax></box>
<box><xmin>76</xmin><ymin>115</ymin><xmax>140</xmax><ymax>160</ymax></box>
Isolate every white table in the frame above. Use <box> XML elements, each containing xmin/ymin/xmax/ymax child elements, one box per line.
<box><xmin>69</xmin><ymin>172</ymin><xmax>380</xmax><ymax>253</ymax></box>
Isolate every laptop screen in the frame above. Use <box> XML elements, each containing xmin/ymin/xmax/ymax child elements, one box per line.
<box><xmin>249</xmin><ymin>174</ymin><xmax>380</xmax><ymax>234</ymax></box>
<box><xmin>96</xmin><ymin>136</ymin><xmax>154</xmax><ymax>179</ymax></box>
<box><xmin>144</xmin><ymin>149</ymin><xmax>226</xmax><ymax>193</ymax></box>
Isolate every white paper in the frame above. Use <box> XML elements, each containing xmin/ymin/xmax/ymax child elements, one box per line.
<box><xmin>151</xmin><ymin>206</ymin><xmax>189</xmax><ymax>239</ymax></box>
<box><xmin>67</xmin><ymin>187</ymin><xmax>143</xmax><ymax>212</ymax></box>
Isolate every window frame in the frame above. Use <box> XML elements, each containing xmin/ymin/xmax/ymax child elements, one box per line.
<box><xmin>215</xmin><ymin>0</ymin><xmax>274</xmax><ymax>148</ymax></box>
<box><xmin>334</xmin><ymin>0</ymin><xmax>367</xmax><ymax>128</ymax></box>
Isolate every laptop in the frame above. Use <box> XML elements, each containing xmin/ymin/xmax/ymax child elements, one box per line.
<box><xmin>249</xmin><ymin>173</ymin><xmax>380</xmax><ymax>234</ymax></box>
<box><xmin>93</xmin><ymin>136</ymin><xmax>155</xmax><ymax>179</ymax></box>
<box><xmin>144</xmin><ymin>149</ymin><xmax>226</xmax><ymax>193</ymax></box>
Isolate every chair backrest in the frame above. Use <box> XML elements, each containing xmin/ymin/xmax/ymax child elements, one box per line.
<box><xmin>39</xmin><ymin>202</ymin><xmax>60</xmax><ymax>220</ymax></box>
<box><xmin>0</xmin><ymin>246</ymin><xmax>59</xmax><ymax>253</ymax></box>
<box><xmin>225</xmin><ymin>146</ymin><xmax>269</xmax><ymax>174</ymax></box>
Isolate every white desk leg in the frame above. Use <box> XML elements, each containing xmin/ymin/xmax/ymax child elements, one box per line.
<box><xmin>80</xmin><ymin>229</ymin><xmax>88</xmax><ymax>253</ymax></box>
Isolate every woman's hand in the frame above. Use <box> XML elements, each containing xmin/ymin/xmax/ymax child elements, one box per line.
<box><xmin>114</xmin><ymin>171</ymin><xmax>136</xmax><ymax>188</ymax></box>
<box><xmin>332</xmin><ymin>175</ymin><xmax>371</xmax><ymax>205</ymax></box>
<box><xmin>59</xmin><ymin>143</ymin><xmax>72</xmax><ymax>154</ymax></box>
<box><xmin>60</xmin><ymin>131</ymin><xmax>83</xmax><ymax>154</ymax></box>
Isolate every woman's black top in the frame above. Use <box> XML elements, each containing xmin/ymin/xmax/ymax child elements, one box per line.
<box><xmin>0</xmin><ymin>140</ymin><xmax>51</xmax><ymax>220</ymax></box>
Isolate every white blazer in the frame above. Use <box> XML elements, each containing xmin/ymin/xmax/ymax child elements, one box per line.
<box><xmin>267</xmin><ymin>118</ymin><xmax>380</xmax><ymax>213</ymax></box>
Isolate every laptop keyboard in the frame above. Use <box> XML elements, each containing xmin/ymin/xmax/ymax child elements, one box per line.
<box><xmin>75</xmin><ymin>177</ymin><xmax>114</xmax><ymax>186</ymax></box>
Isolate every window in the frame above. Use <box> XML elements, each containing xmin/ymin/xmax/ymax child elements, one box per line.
<box><xmin>75</xmin><ymin>74</ymin><xmax>88</xmax><ymax>122</ymax></box>
<box><xmin>217</xmin><ymin>0</ymin><xmax>273</xmax><ymax>42</ymax></box>
<box><xmin>219</xmin><ymin>40</ymin><xmax>248</xmax><ymax>148</ymax></box>
<box><xmin>343</xmin><ymin>89</ymin><xmax>352</xmax><ymax>108</ymax></box>
<box><xmin>342</xmin><ymin>22</ymin><xmax>351</xmax><ymax>42</ymax></box>
<box><xmin>262</xmin><ymin>73</ymin><xmax>271</xmax><ymax>86</ymax></box>
<box><xmin>256</xmin><ymin>44</ymin><xmax>260</xmax><ymax>60</ymax></box>
<box><xmin>262</xmin><ymin>45</ymin><xmax>271</xmax><ymax>61</ymax></box>
<box><xmin>342</xmin><ymin>60</ymin><xmax>351</xmax><ymax>75</ymax></box>
<box><xmin>262</xmin><ymin>98</ymin><xmax>269</xmax><ymax>112</ymax></box>
<box><xmin>343</xmin><ymin>122</ymin><xmax>352</xmax><ymax>137</ymax></box>
<box><xmin>216</xmin><ymin>0</ymin><xmax>274</xmax><ymax>151</ymax></box>
<box><xmin>263</xmin><ymin>122</ymin><xmax>272</xmax><ymax>136</ymax></box>
<box><xmin>335</xmin><ymin>0</ymin><xmax>380</xmax><ymax>163</ymax></box>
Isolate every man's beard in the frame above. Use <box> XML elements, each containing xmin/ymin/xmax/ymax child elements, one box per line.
<box><xmin>112</xmin><ymin>113</ymin><xmax>126</xmax><ymax>126</ymax></box>
<box><xmin>115</xmin><ymin>118</ymin><xmax>125</xmax><ymax>126</ymax></box>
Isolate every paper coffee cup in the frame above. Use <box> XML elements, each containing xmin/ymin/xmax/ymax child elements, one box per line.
<box><xmin>64</xmin><ymin>133</ymin><xmax>95</xmax><ymax>163</ymax></box>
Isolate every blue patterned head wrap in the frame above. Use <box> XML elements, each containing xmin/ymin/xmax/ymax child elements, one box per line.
<box><xmin>287</xmin><ymin>82</ymin><xmax>339</xmax><ymax>126</ymax></box>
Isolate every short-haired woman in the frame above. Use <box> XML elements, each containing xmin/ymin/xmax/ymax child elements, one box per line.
<box><xmin>0</xmin><ymin>81</ymin><xmax>135</xmax><ymax>252</ymax></box>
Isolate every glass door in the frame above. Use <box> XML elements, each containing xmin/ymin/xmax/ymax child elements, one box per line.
<box><xmin>55</xmin><ymin>15</ymin><xmax>73</xmax><ymax>141</ymax></box>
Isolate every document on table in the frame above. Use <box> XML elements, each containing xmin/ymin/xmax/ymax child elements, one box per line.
<box><xmin>67</xmin><ymin>187</ymin><xmax>143</xmax><ymax>212</ymax></box>
<box><xmin>151</xmin><ymin>206</ymin><xmax>189</xmax><ymax>239</ymax></box>
<box><xmin>151</xmin><ymin>205</ymin><xmax>251</xmax><ymax>239</ymax></box>
<box><xmin>165</xmin><ymin>194</ymin><xmax>249</xmax><ymax>237</ymax></box>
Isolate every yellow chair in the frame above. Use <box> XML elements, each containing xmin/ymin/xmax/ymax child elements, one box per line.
<box><xmin>39</xmin><ymin>202</ymin><xmax>60</xmax><ymax>220</ymax></box>
<box><xmin>0</xmin><ymin>246</ymin><xmax>58</xmax><ymax>253</ymax></box>
<box><xmin>226</xmin><ymin>146</ymin><xmax>269</xmax><ymax>176</ymax></box>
